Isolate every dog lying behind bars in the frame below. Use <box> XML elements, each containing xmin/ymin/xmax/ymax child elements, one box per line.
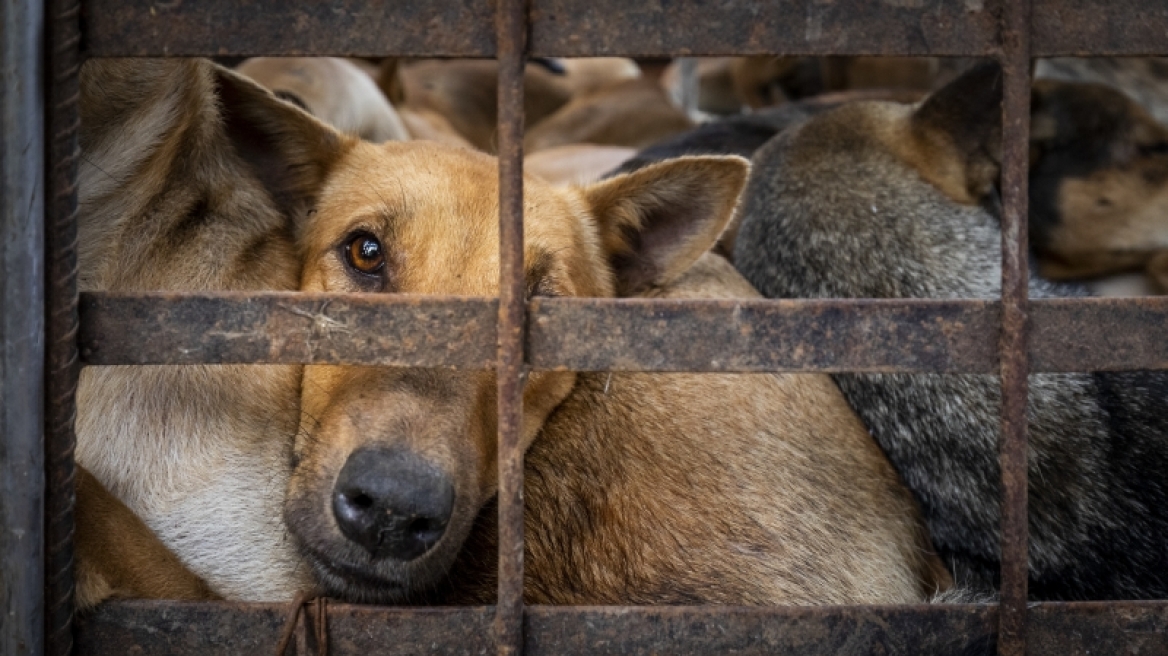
<box><xmin>74</xmin><ymin>57</ymin><xmax>949</xmax><ymax>609</ymax></box>
<box><xmin>74</xmin><ymin>57</ymin><xmax>399</xmax><ymax>605</ymax></box>
<box><xmin>734</xmin><ymin>62</ymin><xmax>1168</xmax><ymax>600</ymax></box>
<box><xmin>279</xmin><ymin>140</ymin><xmax>951</xmax><ymax>605</ymax></box>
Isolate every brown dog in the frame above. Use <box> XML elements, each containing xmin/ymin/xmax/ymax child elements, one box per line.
<box><xmin>439</xmin><ymin>253</ymin><xmax>951</xmax><ymax>605</ymax></box>
<box><xmin>1030</xmin><ymin>78</ymin><xmax>1168</xmax><ymax>290</ymax></box>
<box><xmin>280</xmin><ymin>140</ymin><xmax>949</xmax><ymax>605</ymax></box>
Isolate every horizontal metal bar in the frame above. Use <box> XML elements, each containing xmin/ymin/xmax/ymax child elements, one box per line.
<box><xmin>1032</xmin><ymin>0</ymin><xmax>1168</xmax><ymax>56</ymax></box>
<box><xmin>74</xmin><ymin>600</ymin><xmax>1168</xmax><ymax>655</ymax></box>
<box><xmin>1030</xmin><ymin>297</ymin><xmax>1168</xmax><ymax>372</ymax></box>
<box><xmin>529</xmin><ymin>297</ymin><xmax>1000</xmax><ymax>373</ymax></box>
<box><xmin>81</xmin><ymin>0</ymin><xmax>1168</xmax><ymax>57</ymax></box>
<box><xmin>79</xmin><ymin>293</ymin><xmax>1168</xmax><ymax>372</ymax></box>
<box><xmin>78</xmin><ymin>292</ymin><xmax>498</xmax><ymax>368</ymax></box>
<box><xmin>82</xmin><ymin>0</ymin><xmax>497</xmax><ymax>57</ymax></box>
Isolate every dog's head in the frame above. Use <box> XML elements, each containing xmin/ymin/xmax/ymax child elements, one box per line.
<box><xmin>268</xmin><ymin>138</ymin><xmax>746</xmax><ymax>600</ymax></box>
<box><xmin>1030</xmin><ymin>79</ymin><xmax>1168</xmax><ymax>280</ymax></box>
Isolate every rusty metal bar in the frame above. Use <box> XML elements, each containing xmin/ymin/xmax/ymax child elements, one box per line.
<box><xmin>1030</xmin><ymin>298</ymin><xmax>1168</xmax><ymax>372</ymax></box>
<box><xmin>78</xmin><ymin>294</ymin><xmax>1168</xmax><ymax>373</ymax></box>
<box><xmin>1031</xmin><ymin>0</ymin><xmax>1168</xmax><ymax>56</ymax></box>
<box><xmin>82</xmin><ymin>0</ymin><xmax>497</xmax><ymax>57</ymax></box>
<box><xmin>529</xmin><ymin>297</ymin><xmax>1000</xmax><ymax>373</ymax></box>
<box><xmin>79</xmin><ymin>0</ymin><xmax>1168</xmax><ymax>57</ymax></box>
<box><xmin>73</xmin><ymin>599</ymin><xmax>1168</xmax><ymax>655</ymax></box>
<box><xmin>78</xmin><ymin>293</ymin><xmax>499</xmax><ymax>368</ymax></box>
<box><xmin>495</xmin><ymin>0</ymin><xmax>528</xmax><ymax>653</ymax></box>
<box><xmin>44</xmin><ymin>0</ymin><xmax>82</xmax><ymax>653</ymax></box>
<box><xmin>530</xmin><ymin>0</ymin><xmax>998</xmax><ymax>57</ymax></box>
<box><xmin>1</xmin><ymin>0</ymin><xmax>47</xmax><ymax>653</ymax></box>
<box><xmin>998</xmin><ymin>0</ymin><xmax>1033</xmax><ymax>654</ymax></box>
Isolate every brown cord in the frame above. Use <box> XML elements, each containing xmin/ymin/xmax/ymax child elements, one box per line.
<box><xmin>275</xmin><ymin>591</ymin><xmax>329</xmax><ymax>655</ymax></box>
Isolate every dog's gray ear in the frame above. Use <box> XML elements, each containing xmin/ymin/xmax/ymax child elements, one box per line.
<box><xmin>582</xmin><ymin>155</ymin><xmax>749</xmax><ymax>296</ymax></box>
<box><xmin>911</xmin><ymin>61</ymin><xmax>1003</xmax><ymax>202</ymax></box>
<box><xmin>212</xmin><ymin>65</ymin><xmax>351</xmax><ymax>220</ymax></box>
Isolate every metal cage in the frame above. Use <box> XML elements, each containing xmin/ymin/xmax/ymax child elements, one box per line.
<box><xmin>4</xmin><ymin>1</ymin><xmax>1168</xmax><ymax>655</ymax></box>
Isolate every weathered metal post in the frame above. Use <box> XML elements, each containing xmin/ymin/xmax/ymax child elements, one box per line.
<box><xmin>1</xmin><ymin>0</ymin><xmax>47</xmax><ymax>653</ymax></box>
<box><xmin>44</xmin><ymin>0</ymin><xmax>82</xmax><ymax>653</ymax></box>
<box><xmin>998</xmin><ymin>0</ymin><xmax>1032</xmax><ymax>654</ymax></box>
<box><xmin>495</xmin><ymin>0</ymin><xmax>528</xmax><ymax>654</ymax></box>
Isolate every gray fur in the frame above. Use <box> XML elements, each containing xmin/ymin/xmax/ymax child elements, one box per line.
<box><xmin>734</xmin><ymin>102</ymin><xmax>1168</xmax><ymax>599</ymax></box>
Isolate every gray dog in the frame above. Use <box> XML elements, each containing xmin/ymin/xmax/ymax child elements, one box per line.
<box><xmin>734</xmin><ymin>63</ymin><xmax>1168</xmax><ymax>600</ymax></box>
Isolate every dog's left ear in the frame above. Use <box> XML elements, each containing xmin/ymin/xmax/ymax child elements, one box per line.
<box><xmin>212</xmin><ymin>65</ymin><xmax>352</xmax><ymax>220</ymax></box>
<box><xmin>582</xmin><ymin>156</ymin><xmax>749</xmax><ymax>296</ymax></box>
<box><xmin>911</xmin><ymin>61</ymin><xmax>1003</xmax><ymax>203</ymax></box>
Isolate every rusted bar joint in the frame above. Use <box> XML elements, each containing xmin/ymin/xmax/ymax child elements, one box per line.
<box><xmin>44</xmin><ymin>0</ymin><xmax>83</xmax><ymax>653</ymax></box>
<box><xmin>495</xmin><ymin>0</ymin><xmax>529</xmax><ymax>654</ymax></box>
<box><xmin>997</xmin><ymin>0</ymin><xmax>1032</xmax><ymax>655</ymax></box>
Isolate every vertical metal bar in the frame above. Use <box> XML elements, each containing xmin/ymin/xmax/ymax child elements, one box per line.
<box><xmin>44</xmin><ymin>0</ymin><xmax>82</xmax><ymax>653</ymax></box>
<box><xmin>0</xmin><ymin>0</ymin><xmax>47</xmax><ymax>653</ymax></box>
<box><xmin>998</xmin><ymin>1</ymin><xmax>1032</xmax><ymax>655</ymax></box>
<box><xmin>495</xmin><ymin>0</ymin><xmax>527</xmax><ymax>654</ymax></box>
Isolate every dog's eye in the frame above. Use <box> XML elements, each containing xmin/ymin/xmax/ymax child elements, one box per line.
<box><xmin>344</xmin><ymin>233</ymin><xmax>386</xmax><ymax>276</ymax></box>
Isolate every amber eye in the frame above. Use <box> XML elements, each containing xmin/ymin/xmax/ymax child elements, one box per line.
<box><xmin>344</xmin><ymin>233</ymin><xmax>386</xmax><ymax>276</ymax></box>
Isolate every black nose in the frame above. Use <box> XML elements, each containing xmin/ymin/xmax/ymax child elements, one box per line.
<box><xmin>332</xmin><ymin>448</ymin><xmax>455</xmax><ymax>561</ymax></box>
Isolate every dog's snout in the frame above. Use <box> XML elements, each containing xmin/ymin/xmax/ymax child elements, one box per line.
<box><xmin>332</xmin><ymin>448</ymin><xmax>454</xmax><ymax>561</ymax></box>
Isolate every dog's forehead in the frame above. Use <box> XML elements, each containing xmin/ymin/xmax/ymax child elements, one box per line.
<box><xmin>323</xmin><ymin>141</ymin><xmax>568</xmax><ymax>225</ymax></box>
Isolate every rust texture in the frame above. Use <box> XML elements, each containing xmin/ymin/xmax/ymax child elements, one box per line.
<box><xmin>1030</xmin><ymin>297</ymin><xmax>1168</xmax><ymax>372</ymax></box>
<box><xmin>80</xmin><ymin>0</ymin><xmax>1168</xmax><ymax>58</ymax></box>
<box><xmin>531</xmin><ymin>0</ymin><xmax>998</xmax><ymax>57</ymax></box>
<box><xmin>78</xmin><ymin>293</ymin><xmax>498</xmax><ymax>368</ymax></box>
<box><xmin>82</xmin><ymin>0</ymin><xmax>496</xmax><ymax>57</ymax></box>
<box><xmin>44</xmin><ymin>0</ymin><xmax>82</xmax><ymax>653</ymax></box>
<box><xmin>997</xmin><ymin>0</ymin><xmax>1033</xmax><ymax>654</ymax></box>
<box><xmin>1032</xmin><ymin>0</ymin><xmax>1168</xmax><ymax>56</ymax></box>
<box><xmin>494</xmin><ymin>0</ymin><xmax>528</xmax><ymax>654</ymax></box>
<box><xmin>1028</xmin><ymin>602</ymin><xmax>1168</xmax><ymax>656</ymax></box>
<box><xmin>81</xmin><ymin>294</ymin><xmax>1168</xmax><ymax>373</ymax></box>
<box><xmin>529</xmin><ymin>298</ymin><xmax>1000</xmax><ymax>373</ymax></box>
<box><xmin>73</xmin><ymin>600</ymin><xmax>1168</xmax><ymax>655</ymax></box>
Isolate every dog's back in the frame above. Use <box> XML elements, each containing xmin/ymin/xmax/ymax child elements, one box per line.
<box><xmin>734</xmin><ymin>63</ymin><xmax>1168</xmax><ymax>599</ymax></box>
<box><xmin>441</xmin><ymin>253</ymin><xmax>950</xmax><ymax>605</ymax></box>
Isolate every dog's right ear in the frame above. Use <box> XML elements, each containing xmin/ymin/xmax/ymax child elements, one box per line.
<box><xmin>911</xmin><ymin>61</ymin><xmax>1003</xmax><ymax>203</ymax></box>
<box><xmin>212</xmin><ymin>65</ymin><xmax>353</xmax><ymax>220</ymax></box>
<box><xmin>582</xmin><ymin>155</ymin><xmax>749</xmax><ymax>296</ymax></box>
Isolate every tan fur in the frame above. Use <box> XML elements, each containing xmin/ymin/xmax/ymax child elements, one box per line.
<box><xmin>556</xmin><ymin>57</ymin><xmax>641</xmax><ymax>96</ymax></box>
<box><xmin>524</xmin><ymin>79</ymin><xmax>694</xmax><ymax>153</ymax></box>
<box><xmin>391</xmin><ymin>59</ymin><xmax>574</xmax><ymax>152</ymax></box>
<box><xmin>524</xmin><ymin>144</ymin><xmax>637</xmax><ymax>185</ymax></box>
<box><xmin>398</xmin><ymin>107</ymin><xmax>475</xmax><ymax>148</ymax></box>
<box><xmin>74</xmin><ymin>467</ymin><xmax>218</xmax><ymax>610</ymax></box>
<box><xmin>235</xmin><ymin>57</ymin><xmax>410</xmax><ymax>142</ymax></box>
<box><xmin>75</xmin><ymin>58</ymin><xmax>364</xmax><ymax>605</ymax></box>
<box><xmin>443</xmin><ymin>254</ymin><xmax>951</xmax><ymax>605</ymax></box>
<box><xmin>282</xmin><ymin>141</ymin><xmax>948</xmax><ymax>604</ymax></box>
